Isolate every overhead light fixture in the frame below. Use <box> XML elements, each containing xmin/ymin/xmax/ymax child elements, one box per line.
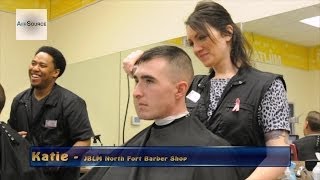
<box><xmin>300</xmin><ymin>16</ymin><xmax>320</xmax><ymax>28</ymax></box>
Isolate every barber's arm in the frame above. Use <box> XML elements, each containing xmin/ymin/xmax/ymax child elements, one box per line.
<box><xmin>246</xmin><ymin>130</ymin><xmax>289</xmax><ymax>180</ymax></box>
<box><xmin>65</xmin><ymin>96</ymin><xmax>94</xmax><ymax>146</ymax></box>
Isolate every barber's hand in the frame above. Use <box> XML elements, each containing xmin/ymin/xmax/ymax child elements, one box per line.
<box><xmin>18</xmin><ymin>131</ymin><xmax>27</xmax><ymax>138</ymax></box>
<box><xmin>122</xmin><ymin>50</ymin><xmax>143</xmax><ymax>78</ymax></box>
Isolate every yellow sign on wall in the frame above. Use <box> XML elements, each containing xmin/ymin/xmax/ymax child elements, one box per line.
<box><xmin>245</xmin><ymin>32</ymin><xmax>320</xmax><ymax>70</ymax></box>
<box><xmin>309</xmin><ymin>45</ymin><xmax>320</xmax><ymax>70</ymax></box>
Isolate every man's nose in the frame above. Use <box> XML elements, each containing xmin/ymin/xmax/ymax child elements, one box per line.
<box><xmin>133</xmin><ymin>84</ymin><xmax>143</xmax><ymax>98</ymax></box>
<box><xmin>30</xmin><ymin>64</ymin><xmax>40</xmax><ymax>71</ymax></box>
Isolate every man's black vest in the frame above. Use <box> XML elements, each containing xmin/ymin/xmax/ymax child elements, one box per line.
<box><xmin>186</xmin><ymin>67</ymin><xmax>285</xmax><ymax>146</ymax></box>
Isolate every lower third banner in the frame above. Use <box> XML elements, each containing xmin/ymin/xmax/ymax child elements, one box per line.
<box><xmin>30</xmin><ymin>146</ymin><xmax>290</xmax><ymax>167</ymax></box>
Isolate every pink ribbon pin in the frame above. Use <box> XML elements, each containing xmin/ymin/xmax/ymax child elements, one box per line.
<box><xmin>232</xmin><ymin>98</ymin><xmax>240</xmax><ymax>112</ymax></box>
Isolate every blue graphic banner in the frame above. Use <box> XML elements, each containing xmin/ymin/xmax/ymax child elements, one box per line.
<box><xmin>30</xmin><ymin>146</ymin><xmax>290</xmax><ymax>167</ymax></box>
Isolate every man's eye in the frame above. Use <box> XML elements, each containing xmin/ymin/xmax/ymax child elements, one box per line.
<box><xmin>146</xmin><ymin>79</ymin><xmax>153</xmax><ymax>84</ymax></box>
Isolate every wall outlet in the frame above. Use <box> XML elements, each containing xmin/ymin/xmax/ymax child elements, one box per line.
<box><xmin>131</xmin><ymin>116</ymin><xmax>140</xmax><ymax>126</ymax></box>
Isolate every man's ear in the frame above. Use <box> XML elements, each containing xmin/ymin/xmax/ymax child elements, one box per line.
<box><xmin>304</xmin><ymin>120</ymin><xmax>310</xmax><ymax>131</ymax></box>
<box><xmin>53</xmin><ymin>69</ymin><xmax>60</xmax><ymax>78</ymax></box>
<box><xmin>175</xmin><ymin>81</ymin><xmax>188</xmax><ymax>99</ymax></box>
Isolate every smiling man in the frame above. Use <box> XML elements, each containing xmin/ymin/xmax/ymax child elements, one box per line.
<box><xmin>8</xmin><ymin>46</ymin><xmax>94</xmax><ymax>180</ymax></box>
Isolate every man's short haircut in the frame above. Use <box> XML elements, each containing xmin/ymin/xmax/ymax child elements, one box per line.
<box><xmin>135</xmin><ymin>45</ymin><xmax>194</xmax><ymax>85</ymax></box>
<box><xmin>0</xmin><ymin>83</ymin><xmax>5</xmax><ymax>113</ymax></box>
<box><xmin>35</xmin><ymin>46</ymin><xmax>66</xmax><ymax>77</ymax></box>
<box><xmin>307</xmin><ymin>111</ymin><xmax>320</xmax><ymax>131</ymax></box>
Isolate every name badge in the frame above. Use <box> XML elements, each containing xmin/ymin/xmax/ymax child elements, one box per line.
<box><xmin>45</xmin><ymin>120</ymin><xmax>57</xmax><ymax>128</ymax></box>
<box><xmin>186</xmin><ymin>90</ymin><xmax>201</xmax><ymax>103</ymax></box>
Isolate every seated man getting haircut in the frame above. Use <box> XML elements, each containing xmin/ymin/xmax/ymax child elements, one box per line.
<box><xmin>81</xmin><ymin>45</ymin><xmax>240</xmax><ymax>180</ymax></box>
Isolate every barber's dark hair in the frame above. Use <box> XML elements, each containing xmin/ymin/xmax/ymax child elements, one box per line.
<box><xmin>35</xmin><ymin>46</ymin><xmax>66</xmax><ymax>77</ymax></box>
<box><xmin>307</xmin><ymin>111</ymin><xmax>320</xmax><ymax>132</ymax></box>
<box><xmin>135</xmin><ymin>45</ymin><xmax>194</xmax><ymax>85</ymax></box>
<box><xmin>0</xmin><ymin>83</ymin><xmax>5</xmax><ymax>113</ymax></box>
<box><xmin>185</xmin><ymin>0</ymin><xmax>252</xmax><ymax>69</ymax></box>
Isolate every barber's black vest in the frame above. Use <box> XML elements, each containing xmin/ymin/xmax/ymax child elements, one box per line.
<box><xmin>187</xmin><ymin>67</ymin><xmax>285</xmax><ymax>146</ymax></box>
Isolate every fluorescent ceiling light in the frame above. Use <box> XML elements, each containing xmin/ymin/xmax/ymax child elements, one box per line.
<box><xmin>300</xmin><ymin>16</ymin><xmax>320</xmax><ymax>28</ymax></box>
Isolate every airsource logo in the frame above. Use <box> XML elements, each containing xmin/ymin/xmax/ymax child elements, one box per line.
<box><xmin>16</xmin><ymin>9</ymin><xmax>47</xmax><ymax>40</ymax></box>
